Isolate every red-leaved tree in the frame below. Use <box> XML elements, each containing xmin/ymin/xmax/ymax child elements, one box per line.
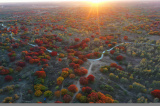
<box><xmin>68</xmin><ymin>84</ymin><xmax>78</xmax><ymax>93</ymax></box>
<box><xmin>87</xmin><ymin>75</ymin><xmax>95</xmax><ymax>82</ymax></box>
<box><xmin>79</xmin><ymin>77</ymin><xmax>88</xmax><ymax>85</ymax></box>
<box><xmin>63</xmin><ymin>94</ymin><xmax>72</xmax><ymax>103</ymax></box>
<box><xmin>5</xmin><ymin>75</ymin><xmax>13</xmax><ymax>81</ymax></box>
<box><xmin>151</xmin><ymin>89</ymin><xmax>160</xmax><ymax>99</ymax></box>
<box><xmin>34</xmin><ymin>71</ymin><xmax>46</xmax><ymax>78</ymax></box>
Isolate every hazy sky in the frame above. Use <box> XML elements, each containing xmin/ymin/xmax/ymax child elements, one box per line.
<box><xmin>0</xmin><ymin>0</ymin><xmax>158</xmax><ymax>3</ymax></box>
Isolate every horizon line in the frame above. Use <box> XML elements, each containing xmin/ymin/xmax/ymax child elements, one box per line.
<box><xmin>0</xmin><ymin>0</ymin><xmax>160</xmax><ymax>3</ymax></box>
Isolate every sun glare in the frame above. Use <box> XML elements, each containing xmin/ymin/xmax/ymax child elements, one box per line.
<box><xmin>87</xmin><ymin>0</ymin><xmax>106</xmax><ymax>4</ymax></box>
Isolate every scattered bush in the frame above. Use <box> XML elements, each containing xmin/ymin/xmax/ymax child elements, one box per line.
<box><xmin>110</xmin><ymin>50</ymin><xmax>115</xmax><ymax>55</ymax></box>
<box><xmin>116</xmin><ymin>55</ymin><xmax>124</xmax><ymax>61</ymax></box>
<box><xmin>4</xmin><ymin>75</ymin><xmax>13</xmax><ymax>81</ymax></box>
<box><xmin>79</xmin><ymin>77</ymin><xmax>88</xmax><ymax>85</ymax></box>
<box><xmin>80</xmin><ymin>96</ymin><xmax>87</xmax><ymax>103</ymax></box>
<box><xmin>34</xmin><ymin>90</ymin><xmax>42</xmax><ymax>97</ymax></box>
<box><xmin>87</xmin><ymin>75</ymin><xmax>95</xmax><ymax>82</ymax></box>
<box><xmin>44</xmin><ymin>90</ymin><xmax>52</xmax><ymax>97</ymax></box>
<box><xmin>151</xmin><ymin>89</ymin><xmax>160</xmax><ymax>99</ymax></box>
<box><xmin>63</xmin><ymin>94</ymin><xmax>72</xmax><ymax>103</ymax></box>
<box><xmin>110</xmin><ymin>63</ymin><xmax>118</xmax><ymax>67</ymax></box>
<box><xmin>68</xmin><ymin>84</ymin><xmax>78</xmax><ymax>93</ymax></box>
<box><xmin>34</xmin><ymin>71</ymin><xmax>46</xmax><ymax>78</ymax></box>
<box><xmin>61</xmin><ymin>89</ymin><xmax>68</xmax><ymax>95</ymax></box>
<box><xmin>76</xmin><ymin>93</ymin><xmax>82</xmax><ymax>100</ymax></box>
<box><xmin>54</xmin><ymin>91</ymin><xmax>61</xmax><ymax>98</ymax></box>
<box><xmin>69</xmin><ymin>74</ymin><xmax>75</xmax><ymax>79</ymax></box>
<box><xmin>61</xmin><ymin>71</ymin><xmax>69</xmax><ymax>78</ymax></box>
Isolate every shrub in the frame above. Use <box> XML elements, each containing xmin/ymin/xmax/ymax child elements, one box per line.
<box><xmin>137</xmin><ymin>96</ymin><xmax>147</xmax><ymax>103</ymax></box>
<box><xmin>0</xmin><ymin>69</ymin><xmax>10</xmax><ymax>75</ymax></box>
<box><xmin>66</xmin><ymin>91</ymin><xmax>74</xmax><ymax>97</ymax></box>
<box><xmin>54</xmin><ymin>91</ymin><xmax>61</xmax><ymax>98</ymax></box>
<box><xmin>108</xmin><ymin>44</ymin><xmax>112</xmax><ymax>47</ymax></box>
<box><xmin>4</xmin><ymin>85</ymin><xmax>14</xmax><ymax>91</ymax></box>
<box><xmin>14</xmin><ymin>94</ymin><xmax>19</xmax><ymax>100</ymax></box>
<box><xmin>91</xmin><ymin>35</ymin><xmax>95</xmax><ymax>38</ymax></box>
<box><xmin>69</xmin><ymin>74</ymin><xmax>75</xmax><ymax>79</ymax></box>
<box><xmin>73</xmin><ymin>64</ymin><xmax>80</xmax><ymax>69</ymax></box>
<box><xmin>77</xmin><ymin>59</ymin><xmax>84</xmax><ymax>65</ymax></box>
<box><xmin>110</xmin><ymin>63</ymin><xmax>118</xmax><ymax>67</ymax></box>
<box><xmin>61</xmin><ymin>89</ymin><xmax>68</xmax><ymax>95</ymax></box>
<box><xmin>74</xmin><ymin>67</ymin><xmax>88</xmax><ymax>76</ymax></box>
<box><xmin>75</xmin><ymin>38</ymin><xmax>80</xmax><ymax>42</ymax></box>
<box><xmin>44</xmin><ymin>90</ymin><xmax>52</xmax><ymax>97</ymax></box>
<box><xmin>105</xmin><ymin>41</ymin><xmax>110</xmax><ymax>44</ymax></box>
<box><xmin>116</xmin><ymin>66</ymin><xmax>123</xmax><ymax>70</ymax></box>
<box><xmin>79</xmin><ymin>77</ymin><xmax>88</xmax><ymax>85</ymax></box>
<box><xmin>61</xmin><ymin>71</ymin><xmax>69</xmax><ymax>78</ymax></box>
<box><xmin>34</xmin><ymin>84</ymin><xmax>46</xmax><ymax>91</ymax></box>
<box><xmin>63</xmin><ymin>94</ymin><xmax>72</xmax><ymax>103</ymax></box>
<box><xmin>2</xmin><ymin>97</ymin><xmax>12</xmax><ymax>103</ymax></box>
<box><xmin>99</xmin><ymin>67</ymin><xmax>109</xmax><ymax>73</ymax></box>
<box><xmin>104</xmin><ymin>85</ymin><xmax>114</xmax><ymax>92</ymax></box>
<box><xmin>124</xmin><ymin>36</ymin><xmax>128</xmax><ymax>40</ymax></box>
<box><xmin>87</xmin><ymin>92</ymin><xmax>98</xmax><ymax>102</ymax></box>
<box><xmin>62</xmin><ymin>68</ymin><xmax>70</xmax><ymax>72</ymax></box>
<box><xmin>85</xmin><ymin>38</ymin><xmax>90</xmax><ymax>42</ymax></box>
<box><xmin>76</xmin><ymin>93</ymin><xmax>82</xmax><ymax>100</ymax></box>
<box><xmin>85</xmin><ymin>86</ymin><xmax>92</xmax><ymax>94</ymax></box>
<box><xmin>68</xmin><ymin>84</ymin><xmax>78</xmax><ymax>93</ymax></box>
<box><xmin>110</xmin><ymin>50</ymin><xmax>115</xmax><ymax>55</ymax></box>
<box><xmin>152</xmin><ymin>80</ymin><xmax>160</xmax><ymax>88</ymax></box>
<box><xmin>94</xmin><ymin>52</ymin><xmax>101</xmax><ymax>57</ymax></box>
<box><xmin>101</xmin><ymin>96</ymin><xmax>114</xmax><ymax>103</ymax></box>
<box><xmin>57</xmin><ymin>80</ymin><xmax>63</xmax><ymax>85</ymax></box>
<box><xmin>120</xmin><ymin>77</ymin><xmax>129</xmax><ymax>83</ymax></box>
<box><xmin>16</xmin><ymin>61</ymin><xmax>26</xmax><ymax>67</ymax></box>
<box><xmin>69</xmin><ymin>62</ymin><xmax>75</xmax><ymax>67</ymax></box>
<box><xmin>105</xmin><ymin>94</ymin><xmax>112</xmax><ymax>98</ymax></box>
<box><xmin>34</xmin><ymin>90</ymin><xmax>42</xmax><ymax>97</ymax></box>
<box><xmin>57</xmin><ymin>76</ymin><xmax>64</xmax><ymax>85</ymax></box>
<box><xmin>55</xmin><ymin>86</ymin><xmax>59</xmax><ymax>90</ymax></box>
<box><xmin>87</xmin><ymin>75</ymin><xmax>95</xmax><ymax>82</ymax></box>
<box><xmin>116</xmin><ymin>55</ymin><xmax>124</xmax><ymax>61</ymax></box>
<box><xmin>4</xmin><ymin>75</ymin><xmax>13</xmax><ymax>81</ymax></box>
<box><xmin>50</xmin><ymin>51</ymin><xmax>57</xmax><ymax>56</ymax></box>
<box><xmin>109</xmin><ymin>73</ymin><xmax>117</xmax><ymax>80</ymax></box>
<box><xmin>128</xmin><ymin>85</ymin><xmax>133</xmax><ymax>89</ymax></box>
<box><xmin>80</xmin><ymin>96</ymin><xmax>87</xmax><ymax>103</ymax></box>
<box><xmin>132</xmin><ymin>82</ymin><xmax>146</xmax><ymax>91</ymax></box>
<box><xmin>59</xmin><ymin>53</ymin><xmax>65</xmax><ymax>58</ymax></box>
<box><xmin>82</xmin><ymin>87</ymin><xmax>86</xmax><ymax>92</ymax></box>
<box><xmin>34</xmin><ymin>71</ymin><xmax>46</xmax><ymax>78</ymax></box>
<box><xmin>16</xmin><ymin>66</ymin><xmax>22</xmax><ymax>72</ymax></box>
<box><xmin>151</xmin><ymin>89</ymin><xmax>160</xmax><ymax>99</ymax></box>
<box><xmin>0</xmin><ymin>89</ymin><xmax>3</xmax><ymax>94</ymax></box>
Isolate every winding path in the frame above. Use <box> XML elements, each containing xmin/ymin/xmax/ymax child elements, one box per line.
<box><xmin>1</xmin><ymin>24</ymin><xmax>159</xmax><ymax>103</ymax></box>
<box><xmin>1</xmin><ymin>23</ymin><xmax>159</xmax><ymax>60</ymax></box>
<box><xmin>70</xmin><ymin>61</ymin><xmax>95</xmax><ymax>103</ymax></box>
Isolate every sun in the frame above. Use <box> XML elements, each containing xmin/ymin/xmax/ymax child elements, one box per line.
<box><xmin>87</xmin><ymin>0</ymin><xmax>106</xmax><ymax>4</ymax></box>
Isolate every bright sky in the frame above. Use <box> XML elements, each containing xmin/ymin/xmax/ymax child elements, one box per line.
<box><xmin>0</xmin><ymin>0</ymin><xmax>158</xmax><ymax>3</ymax></box>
